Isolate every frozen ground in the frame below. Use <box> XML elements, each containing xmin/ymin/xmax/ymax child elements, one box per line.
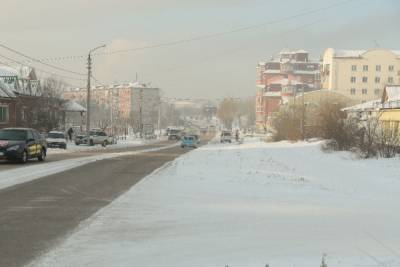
<box><xmin>31</xmin><ymin>138</ymin><xmax>400</xmax><ymax>267</ymax></box>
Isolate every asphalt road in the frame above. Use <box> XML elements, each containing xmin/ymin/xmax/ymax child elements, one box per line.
<box><xmin>0</xmin><ymin>141</ymin><xmax>201</xmax><ymax>267</ymax></box>
<box><xmin>0</xmin><ymin>140</ymin><xmax>171</xmax><ymax>171</ymax></box>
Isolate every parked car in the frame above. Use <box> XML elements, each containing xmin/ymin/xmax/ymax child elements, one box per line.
<box><xmin>0</xmin><ymin>128</ymin><xmax>47</xmax><ymax>163</ymax></box>
<box><xmin>107</xmin><ymin>135</ymin><xmax>118</xmax><ymax>145</ymax></box>
<box><xmin>74</xmin><ymin>130</ymin><xmax>108</xmax><ymax>147</ymax></box>
<box><xmin>46</xmin><ymin>131</ymin><xmax>67</xmax><ymax>149</ymax></box>
<box><xmin>220</xmin><ymin>131</ymin><xmax>232</xmax><ymax>143</ymax></box>
<box><xmin>181</xmin><ymin>135</ymin><xmax>197</xmax><ymax>148</ymax></box>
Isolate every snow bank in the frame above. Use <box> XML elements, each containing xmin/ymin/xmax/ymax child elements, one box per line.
<box><xmin>47</xmin><ymin>138</ymin><xmax>156</xmax><ymax>155</ymax></box>
<box><xmin>32</xmin><ymin>139</ymin><xmax>400</xmax><ymax>267</ymax></box>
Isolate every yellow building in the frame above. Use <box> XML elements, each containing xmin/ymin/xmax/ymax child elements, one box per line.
<box><xmin>380</xmin><ymin>85</ymin><xmax>400</xmax><ymax>131</ymax></box>
<box><xmin>322</xmin><ymin>48</ymin><xmax>400</xmax><ymax>104</ymax></box>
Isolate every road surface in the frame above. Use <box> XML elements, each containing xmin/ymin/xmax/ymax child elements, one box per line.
<box><xmin>0</xmin><ymin>139</ymin><xmax>204</xmax><ymax>267</ymax></box>
<box><xmin>0</xmin><ymin>140</ymin><xmax>170</xmax><ymax>171</ymax></box>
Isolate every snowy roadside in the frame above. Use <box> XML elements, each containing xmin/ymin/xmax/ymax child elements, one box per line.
<box><xmin>31</xmin><ymin>138</ymin><xmax>400</xmax><ymax>267</ymax></box>
<box><xmin>0</xmin><ymin>142</ymin><xmax>178</xmax><ymax>191</ymax></box>
<box><xmin>47</xmin><ymin>138</ymin><xmax>160</xmax><ymax>155</ymax></box>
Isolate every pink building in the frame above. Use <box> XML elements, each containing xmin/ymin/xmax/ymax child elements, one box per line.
<box><xmin>256</xmin><ymin>50</ymin><xmax>321</xmax><ymax>132</ymax></box>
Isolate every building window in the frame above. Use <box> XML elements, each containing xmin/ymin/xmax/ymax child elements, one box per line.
<box><xmin>362</xmin><ymin>88</ymin><xmax>368</xmax><ymax>95</ymax></box>
<box><xmin>374</xmin><ymin>89</ymin><xmax>381</xmax><ymax>96</ymax></box>
<box><xmin>363</xmin><ymin>65</ymin><xmax>368</xmax><ymax>71</ymax></box>
<box><xmin>388</xmin><ymin>77</ymin><xmax>394</xmax><ymax>84</ymax></box>
<box><xmin>375</xmin><ymin>77</ymin><xmax>380</xmax><ymax>83</ymax></box>
<box><xmin>351</xmin><ymin>65</ymin><xmax>357</xmax><ymax>71</ymax></box>
<box><xmin>350</xmin><ymin>88</ymin><xmax>356</xmax><ymax>95</ymax></box>
<box><xmin>0</xmin><ymin>104</ymin><xmax>9</xmax><ymax>123</ymax></box>
<box><xmin>376</xmin><ymin>65</ymin><xmax>381</xmax><ymax>72</ymax></box>
<box><xmin>362</xmin><ymin>77</ymin><xmax>368</xmax><ymax>83</ymax></box>
<box><xmin>389</xmin><ymin>65</ymin><xmax>394</xmax><ymax>72</ymax></box>
<box><xmin>351</xmin><ymin>76</ymin><xmax>356</xmax><ymax>83</ymax></box>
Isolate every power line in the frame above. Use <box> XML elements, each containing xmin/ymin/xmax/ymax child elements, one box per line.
<box><xmin>7</xmin><ymin>0</ymin><xmax>360</xmax><ymax>63</ymax></box>
<box><xmin>0</xmin><ymin>53</ymin><xmax>86</xmax><ymax>82</ymax></box>
<box><xmin>0</xmin><ymin>43</ymin><xmax>86</xmax><ymax>76</ymax></box>
<box><xmin>101</xmin><ymin>0</ymin><xmax>358</xmax><ymax>56</ymax></box>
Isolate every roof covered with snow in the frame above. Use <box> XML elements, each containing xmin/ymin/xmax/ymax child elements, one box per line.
<box><xmin>279</xmin><ymin>49</ymin><xmax>308</xmax><ymax>55</ymax></box>
<box><xmin>0</xmin><ymin>80</ymin><xmax>16</xmax><ymax>98</ymax></box>
<box><xmin>0</xmin><ymin>65</ymin><xmax>19</xmax><ymax>77</ymax></box>
<box><xmin>342</xmin><ymin>99</ymin><xmax>382</xmax><ymax>112</ymax></box>
<box><xmin>332</xmin><ymin>49</ymin><xmax>400</xmax><ymax>58</ymax></box>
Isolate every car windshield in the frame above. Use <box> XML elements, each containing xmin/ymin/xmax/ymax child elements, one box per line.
<box><xmin>48</xmin><ymin>133</ymin><xmax>65</xmax><ymax>139</ymax></box>
<box><xmin>0</xmin><ymin>130</ymin><xmax>27</xmax><ymax>141</ymax></box>
<box><xmin>223</xmin><ymin>132</ymin><xmax>231</xmax><ymax>136</ymax></box>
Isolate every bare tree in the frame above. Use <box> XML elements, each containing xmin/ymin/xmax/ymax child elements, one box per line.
<box><xmin>41</xmin><ymin>76</ymin><xmax>68</xmax><ymax>98</ymax></box>
<box><xmin>377</xmin><ymin>122</ymin><xmax>400</xmax><ymax>158</ymax></box>
<box><xmin>217</xmin><ymin>98</ymin><xmax>237</xmax><ymax>129</ymax></box>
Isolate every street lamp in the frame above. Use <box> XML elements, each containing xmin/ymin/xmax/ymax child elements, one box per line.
<box><xmin>86</xmin><ymin>44</ymin><xmax>106</xmax><ymax>136</ymax></box>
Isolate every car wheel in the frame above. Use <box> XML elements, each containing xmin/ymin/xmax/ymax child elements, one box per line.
<box><xmin>75</xmin><ymin>142</ymin><xmax>79</xmax><ymax>146</ymax></box>
<box><xmin>20</xmin><ymin>150</ymin><xmax>28</xmax><ymax>164</ymax></box>
<box><xmin>38</xmin><ymin>149</ymin><xmax>46</xmax><ymax>162</ymax></box>
<box><xmin>63</xmin><ymin>144</ymin><xmax>67</xmax><ymax>149</ymax></box>
<box><xmin>102</xmin><ymin>141</ymin><xmax>107</xmax><ymax>147</ymax></box>
<box><xmin>90</xmin><ymin>140</ymin><xmax>94</xmax><ymax>146</ymax></box>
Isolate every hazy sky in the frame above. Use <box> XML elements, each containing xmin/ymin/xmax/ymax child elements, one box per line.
<box><xmin>1</xmin><ymin>0</ymin><xmax>399</xmax><ymax>98</ymax></box>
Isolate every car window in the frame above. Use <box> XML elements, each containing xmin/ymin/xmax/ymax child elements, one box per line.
<box><xmin>48</xmin><ymin>133</ymin><xmax>65</xmax><ymax>139</ymax></box>
<box><xmin>33</xmin><ymin>131</ymin><xmax>41</xmax><ymax>141</ymax></box>
<box><xmin>27</xmin><ymin>131</ymin><xmax>35</xmax><ymax>141</ymax></box>
<box><xmin>0</xmin><ymin>129</ymin><xmax>28</xmax><ymax>140</ymax></box>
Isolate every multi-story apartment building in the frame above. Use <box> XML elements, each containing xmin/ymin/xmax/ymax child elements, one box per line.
<box><xmin>63</xmin><ymin>82</ymin><xmax>160</xmax><ymax>131</ymax></box>
<box><xmin>256</xmin><ymin>49</ymin><xmax>320</xmax><ymax>132</ymax></box>
<box><xmin>322</xmin><ymin>48</ymin><xmax>400</xmax><ymax>103</ymax></box>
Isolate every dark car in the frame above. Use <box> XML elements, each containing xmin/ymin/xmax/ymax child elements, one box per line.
<box><xmin>168</xmin><ymin>129</ymin><xmax>182</xmax><ymax>140</ymax></box>
<box><xmin>0</xmin><ymin>128</ymin><xmax>47</xmax><ymax>163</ymax></box>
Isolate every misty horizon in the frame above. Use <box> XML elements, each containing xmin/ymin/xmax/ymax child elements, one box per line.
<box><xmin>1</xmin><ymin>0</ymin><xmax>399</xmax><ymax>98</ymax></box>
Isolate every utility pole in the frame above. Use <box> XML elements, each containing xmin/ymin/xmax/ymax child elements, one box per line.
<box><xmin>139</xmin><ymin>88</ymin><xmax>143</xmax><ymax>138</ymax></box>
<box><xmin>110</xmin><ymin>87</ymin><xmax>114</xmax><ymax>136</ymax></box>
<box><xmin>301</xmin><ymin>84</ymin><xmax>305</xmax><ymax>140</ymax></box>
<box><xmin>157</xmin><ymin>96</ymin><xmax>162</xmax><ymax>137</ymax></box>
<box><xmin>86</xmin><ymin>54</ymin><xmax>92</xmax><ymax>135</ymax></box>
<box><xmin>86</xmin><ymin>44</ymin><xmax>106</xmax><ymax>136</ymax></box>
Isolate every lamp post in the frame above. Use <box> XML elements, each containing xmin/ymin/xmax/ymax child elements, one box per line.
<box><xmin>86</xmin><ymin>44</ymin><xmax>106</xmax><ymax>135</ymax></box>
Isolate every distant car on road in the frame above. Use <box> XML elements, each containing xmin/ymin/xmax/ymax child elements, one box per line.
<box><xmin>168</xmin><ymin>129</ymin><xmax>182</xmax><ymax>140</ymax></box>
<box><xmin>220</xmin><ymin>131</ymin><xmax>232</xmax><ymax>143</ymax></box>
<box><xmin>181</xmin><ymin>135</ymin><xmax>197</xmax><ymax>148</ymax></box>
<box><xmin>74</xmin><ymin>129</ymin><xmax>108</xmax><ymax>147</ymax></box>
<box><xmin>0</xmin><ymin>128</ymin><xmax>47</xmax><ymax>163</ymax></box>
<box><xmin>46</xmin><ymin>131</ymin><xmax>67</xmax><ymax>149</ymax></box>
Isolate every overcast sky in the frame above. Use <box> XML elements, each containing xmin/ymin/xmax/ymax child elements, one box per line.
<box><xmin>1</xmin><ymin>0</ymin><xmax>399</xmax><ymax>98</ymax></box>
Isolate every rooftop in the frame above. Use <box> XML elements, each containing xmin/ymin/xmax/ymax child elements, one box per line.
<box><xmin>331</xmin><ymin>49</ymin><xmax>400</xmax><ymax>58</ymax></box>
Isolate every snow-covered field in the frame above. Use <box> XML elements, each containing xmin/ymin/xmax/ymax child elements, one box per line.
<box><xmin>32</xmin><ymin>138</ymin><xmax>400</xmax><ymax>267</ymax></box>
